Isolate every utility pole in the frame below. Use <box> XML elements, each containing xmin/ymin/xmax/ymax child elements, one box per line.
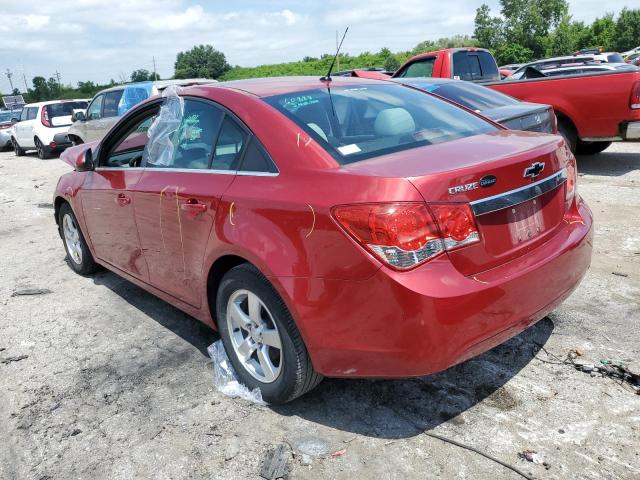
<box><xmin>55</xmin><ymin>70</ymin><xmax>62</xmax><ymax>87</ymax></box>
<box><xmin>153</xmin><ymin>56</ymin><xmax>157</xmax><ymax>80</ymax></box>
<box><xmin>23</xmin><ymin>74</ymin><xmax>28</xmax><ymax>92</ymax></box>
<box><xmin>5</xmin><ymin>69</ymin><xmax>14</xmax><ymax>92</ymax></box>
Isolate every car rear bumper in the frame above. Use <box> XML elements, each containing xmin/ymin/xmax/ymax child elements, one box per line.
<box><xmin>277</xmin><ymin>198</ymin><xmax>593</xmax><ymax>378</ymax></box>
<box><xmin>0</xmin><ymin>130</ymin><xmax>11</xmax><ymax>147</ymax></box>
<box><xmin>51</xmin><ymin>133</ymin><xmax>73</xmax><ymax>150</ymax></box>
<box><xmin>624</xmin><ymin>121</ymin><xmax>640</xmax><ymax>140</ymax></box>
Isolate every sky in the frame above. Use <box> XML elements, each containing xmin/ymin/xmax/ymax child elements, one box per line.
<box><xmin>0</xmin><ymin>0</ymin><xmax>633</xmax><ymax>94</ymax></box>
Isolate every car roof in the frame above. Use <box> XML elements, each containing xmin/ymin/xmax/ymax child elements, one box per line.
<box><xmin>23</xmin><ymin>99</ymin><xmax>88</xmax><ymax>108</ymax></box>
<box><xmin>95</xmin><ymin>78</ymin><xmax>216</xmax><ymax>95</ymax></box>
<box><xmin>211</xmin><ymin>75</ymin><xmax>395</xmax><ymax>97</ymax></box>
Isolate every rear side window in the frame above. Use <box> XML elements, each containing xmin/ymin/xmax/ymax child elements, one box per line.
<box><xmin>239</xmin><ymin>138</ymin><xmax>277</xmax><ymax>173</ymax></box>
<box><xmin>27</xmin><ymin>107</ymin><xmax>37</xmax><ymax>120</ymax></box>
<box><xmin>265</xmin><ymin>84</ymin><xmax>497</xmax><ymax>164</ymax></box>
<box><xmin>145</xmin><ymin>99</ymin><xmax>224</xmax><ymax>170</ymax></box>
<box><xmin>395</xmin><ymin>57</ymin><xmax>435</xmax><ymax>78</ymax></box>
<box><xmin>103</xmin><ymin>90</ymin><xmax>124</xmax><ymax>118</ymax></box>
<box><xmin>452</xmin><ymin>51</ymin><xmax>499</xmax><ymax>82</ymax></box>
<box><xmin>428</xmin><ymin>82</ymin><xmax>519</xmax><ymax>110</ymax></box>
<box><xmin>212</xmin><ymin>117</ymin><xmax>247</xmax><ymax>171</ymax></box>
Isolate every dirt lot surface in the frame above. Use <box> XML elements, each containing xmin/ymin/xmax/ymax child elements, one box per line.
<box><xmin>1</xmin><ymin>143</ymin><xmax>639</xmax><ymax>480</ymax></box>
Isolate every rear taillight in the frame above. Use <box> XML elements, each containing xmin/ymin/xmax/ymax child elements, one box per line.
<box><xmin>631</xmin><ymin>81</ymin><xmax>640</xmax><ymax>109</ymax></box>
<box><xmin>550</xmin><ymin>109</ymin><xmax>558</xmax><ymax>134</ymax></box>
<box><xmin>0</xmin><ymin>124</ymin><xmax>11</xmax><ymax>130</ymax></box>
<box><xmin>565</xmin><ymin>157</ymin><xmax>578</xmax><ymax>209</ymax></box>
<box><xmin>333</xmin><ymin>202</ymin><xmax>480</xmax><ymax>270</ymax></box>
<box><xmin>41</xmin><ymin>107</ymin><xmax>51</xmax><ymax>127</ymax></box>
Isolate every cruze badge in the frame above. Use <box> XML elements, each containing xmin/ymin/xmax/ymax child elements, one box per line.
<box><xmin>524</xmin><ymin>162</ymin><xmax>545</xmax><ymax>179</ymax></box>
<box><xmin>448</xmin><ymin>182</ymin><xmax>479</xmax><ymax>195</ymax></box>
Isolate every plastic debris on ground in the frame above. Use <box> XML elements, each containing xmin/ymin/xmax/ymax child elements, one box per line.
<box><xmin>207</xmin><ymin>340</ymin><xmax>266</xmax><ymax>405</ymax></box>
<box><xmin>260</xmin><ymin>444</ymin><xmax>290</xmax><ymax>480</ymax></box>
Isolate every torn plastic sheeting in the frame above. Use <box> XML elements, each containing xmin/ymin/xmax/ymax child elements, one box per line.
<box><xmin>208</xmin><ymin>340</ymin><xmax>266</xmax><ymax>405</ymax></box>
<box><xmin>143</xmin><ymin>85</ymin><xmax>184</xmax><ymax>167</ymax></box>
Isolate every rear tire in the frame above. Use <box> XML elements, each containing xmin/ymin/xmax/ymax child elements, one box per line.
<box><xmin>58</xmin><ymin>203</ymin><xmax>99</xmax><ymax>275</ymax></box>
<box><xmin>12</xmin><ymin>138</ymin><xmax>25</xmax><ymax>156</ymax></box>
<box><xmin>576</xmin><ymin>140</ymin><xmax>612</xmax><ymax>155</ymax></box>
<box><xmin>216</xmin><ymin>264</ymin><xmax>322</xmax><ymax>403</ymax></box>
<box><xmin>557</xmin><ymin>118</ymin><xmax>577</xmax><ymax>153</ymax></box>
<box><xmin>35</xmin><ymin>137</ymin><xmax>50</xmax><ymax>159</ymax></box>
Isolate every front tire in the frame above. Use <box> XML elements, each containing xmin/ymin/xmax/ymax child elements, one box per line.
<box><xmin>576</xmin><ymin>140</ymin><xmax>612</xmax><ymax>155</ymax></box>
<box><xmin>12</xmin><ymin>138</ymin><xmax>25</xmax><ymax>156</ymax></box>
<box><xmin>216</xmin><ymin>264</ymin><xmax>322</xmax><ymax>403</ymax></box>
<box><xmin>58</xmin><ymin>203</ymin><xmax>98</xmax><ymax>275</ymax></box>
<box><xmin>35</xmin><ymin>137</ymin><xmax>50</xmax><ymax>159</ymax></box>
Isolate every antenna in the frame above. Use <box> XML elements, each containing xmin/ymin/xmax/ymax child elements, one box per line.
<box><xmin>321</xmin><ymin>27</ymin><xmax>349</xmax><ymax>82</ymax></box>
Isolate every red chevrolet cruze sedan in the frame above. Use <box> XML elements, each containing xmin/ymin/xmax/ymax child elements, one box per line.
<box><xmin>54</xmin><ymin>77</ymin><xmax>593</xmax><ymax>403</ymax></box>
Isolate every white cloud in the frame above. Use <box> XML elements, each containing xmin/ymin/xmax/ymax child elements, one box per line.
<box><xmin>0</xmin><ymin>0</ymin><xmax>633</xmax><ymax>93</ymax></box>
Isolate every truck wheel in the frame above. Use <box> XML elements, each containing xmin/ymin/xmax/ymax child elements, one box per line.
<box><xmin>35</xmin><ymin>137</ymin><xmax>50</xmax><ymax>159</ymax></box>
<box><xmin>576</xmin><ymin>141</ymin><xmax>611</xmax><ymax>155</ymax></box>
<box><xmin>557</xmin><ymin>119</ymin><xmax>577</xmax><ymax>153</ymax></box>
<box><xmin>216</xmin><ymin>264</ymin><xmax>323</xmax><ymax>403</ymax></box>
<box><xmin>12</xmin><ymin>138</ymin><xmax>25</xmax><ymax>156</ymax></box>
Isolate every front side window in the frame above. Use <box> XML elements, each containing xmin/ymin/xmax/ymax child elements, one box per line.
<box><xmin>265</xmin><ymin>84</ymin><xmax>497</xmax><ymax>164</ymax></box>
<box><xmin>103</xmin><ymin>90</ymin><xmax>125</xmax><ymax>118</ymax></box>
<box><xmin>395</xmin><ymin>57</ymin><xmax>436</xmax><ymax>78</ymax></box>
<box><xmin>104</xmin><ymin>111</ymin><xmax>157</xmax><ymax>168</ymax></box>
<box><xmin>87</xmin><ymin>95</ymin><xmax>104</xmax><ymax>120</ymax></box>
<box><xmin>27</xmin><ymin>108</ymin><xmax>37</xmax><ymax>120</ymax></box>
<box><xmin>145</xmin><ymin>99</ymin><xmax>224</xmax><ymax>170</ymax></box>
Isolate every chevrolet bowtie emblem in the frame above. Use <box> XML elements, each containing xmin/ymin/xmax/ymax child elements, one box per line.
<box><xmin>524</xmin><ymin>162</ymin><xmax>545</xmax><ymax>179</ymax></box>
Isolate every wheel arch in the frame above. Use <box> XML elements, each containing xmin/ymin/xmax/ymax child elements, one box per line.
<box><xmin>54</xmin><ymin>196</ymin><xmax>68</xmax><ymax>226</ymax></box>
<box><xmin>206</xmin><ymin>254</ymin><xmax>251</xmax><ymax>328</ymax></box>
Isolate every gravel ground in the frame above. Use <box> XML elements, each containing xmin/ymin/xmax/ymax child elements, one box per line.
<box><xmin>0</xmin><ymin>143</ymin><xmax>639</xmax><ymax>480</ymax></box>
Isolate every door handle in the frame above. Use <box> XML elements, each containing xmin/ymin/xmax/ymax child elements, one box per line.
<box><xmin>116</xmin><ymin>193</ymin><xmax>131</xmax><ymax>206</ymax></box>
<box><xmin>181</xmin><ymin>199</ymin><xmax>208</xmax><ymax>215</ymax></box>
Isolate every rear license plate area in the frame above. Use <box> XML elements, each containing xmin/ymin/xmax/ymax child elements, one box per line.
<box><xmin>508</xmin><ymin>198</ymin><xmax>545</xmax><ymax>244</ymax></box>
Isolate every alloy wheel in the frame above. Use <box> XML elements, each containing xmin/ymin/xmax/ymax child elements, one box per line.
<box><xmin>62</xmin><ymin>213</ymin><xmax>83</xmax><ymax>265</ymax></box>
<box><xmin>226</xmin><ymin>289</ymin><xmax>283</xmax><ymax>383</ymax></box>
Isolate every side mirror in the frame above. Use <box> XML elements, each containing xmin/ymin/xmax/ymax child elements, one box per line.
<box><xmin>72</xmin><ymin>111</ymin><xmax>86</xmax><ymax>122</ymax></box>
<box><xmin>75</xmin><ymin>148</ymin><xmax>95</xmax><ymax>172</ymax></box>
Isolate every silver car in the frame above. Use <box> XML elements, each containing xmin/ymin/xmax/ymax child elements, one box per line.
<box><xmin>67</xmin><ymin>79</ymin><xmax>215</xmax><ymax>144</ymax></box>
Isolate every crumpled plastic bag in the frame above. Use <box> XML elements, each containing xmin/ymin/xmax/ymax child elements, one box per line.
<box><xmin>208</xmin><ymin>340</ymin><xmax>266</xmax><ymax>405</ymax></box>
<box><xmin>144</xmin><ymin>85</ymin><xmax>184</xmax><ymax>167</ymax></box>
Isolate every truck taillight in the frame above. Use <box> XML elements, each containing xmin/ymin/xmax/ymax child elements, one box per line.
<box><xmin>333</xmin><ymin>202</ymin><xmax>479</xmax><ymax>270</ymax></box>
<box><xmin>630</xmin><ymin>81</ymin><xmax>640</xmax><ymax>109</ymax></box>
<box><xmin>41</xmin><ymin>107</ymin><xmax>51</xmax><ymax>127</ymax></box>
<box><xmin>565</xmin><ymin>157</ymin><xmax>578</xmax><ymax>209</ymax></box>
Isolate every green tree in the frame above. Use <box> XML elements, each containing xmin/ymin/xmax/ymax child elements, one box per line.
<box><xmin>31</xmin><ymin>76</ymin><xmax>49</xmax><ymax>101</ymax></box>
<box><xmin>494</xmin><ymin>43</ymin><xmax>533</xmax><ymax>64</ymax></box>
<box><xmin>130</xmin><ymin>69</ymin><xmax>160</xmax><ymax>82</ymax></box>
<box><xmin>614</xmin><ymin>8</ymin><xmax>640</xmax><ymax>52</ymax></box>
<box><xmin>474</xmin><ymin>4</ymin><xmax>504</xmax><ymax>49</ymax></box>
<box><xmin>47</xmin><ymin>77</ymin><xmax>61</xmax><ymax>99</ymax></box>
<box><xmin>588</xmin><ymin>14</ymin><xmax>616</xmax><ymax>51</ymax></box>
<box><xmin>174</xmin><ymin>45</ymin><xmax>230</xmax><ymax>79</ymax></box>
<box><xmin>383</xmin><ymin>56</ymin><xmax>401</xmax><ymax>72</ymax></box>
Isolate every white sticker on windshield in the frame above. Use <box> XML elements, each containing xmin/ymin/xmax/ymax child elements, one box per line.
<box><xmin>337</xmin><ymin>144</ymin><xmax>361</xmax><ymax>156</ymax></box>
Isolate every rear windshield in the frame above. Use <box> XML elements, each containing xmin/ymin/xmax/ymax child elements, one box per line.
<box><xmin>452</xmin><ymin>51</ymin><xmax>499</xmax><ymax>82</ymax></box>
<box><xmin>46</xmin><ymin>101</ymin><xmax>88</xmax><ymax>119</ymax></box>
<box><xmin>405</xmin><ymin>80</ymin><xmax>518</xmax><ymax>111</ymax></box>
<box><xmin>264</xmin><ymin>84</ymin><xmax>497</xmax><ymax>164</ymax></box>
<box><xmin>606</xmin><ymin>53</ymin><xmax>624</xmax><ymax>63</ymax></box>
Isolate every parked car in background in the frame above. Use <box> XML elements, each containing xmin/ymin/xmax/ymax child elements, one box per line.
<box><xmin>625</xmin><ymin>53</ymin><xmax>640</xmax><ymax>64</ymax></box>
<box><xmin>393</xmin><ymin>47</ymin><xmax>640</xmax><ymax>154</ymax></box>
<box><xmin>0</xmin><ymin>109</ymin><xmax>21</xmax><ymax>148</ymax></box>
<box><xmin>592</xmin><ymin>52</ymin><xmax>625</xmax><ymax>63</ymax></box>
<box><xmin>396</xmin><ymin>77</ymin><xmax>556</xmax><ymax>133</ymax></box>
<box><xmin>66</xmin><ymin>79</ymin><xmax>215</xmax><ymax>145</ymax></box>
<box><xmin>508</xmin><ymin>62</ymin><xmax>638</xmax><ymax>80</ymax></box>
<box><xmin>506</xmin><ymin>56</ymin><xmax>596</xmax><ymax>78</ymax></box>
<box><xmin>54</xmin><ymin>76</ymin><xmax>592</xmax><ymax>403</ymax></box>
<box><xmin>622</xmin><ymin>46</ymin><xmax>640</xmax><ymax>58</ymax></box>
<box><xmin>12</xmin><ymin>100</ymin><xmax>88</xmax><ymax>158</ymax></box>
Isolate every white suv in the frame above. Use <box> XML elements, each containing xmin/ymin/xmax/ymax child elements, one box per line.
<box><xmin>11</xmin><ymin>100</ymin><xmax>88</xmax><ymax>158</ymax></box>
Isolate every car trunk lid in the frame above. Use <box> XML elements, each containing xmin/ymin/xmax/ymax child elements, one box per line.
<box><xmin>343</xmin><ymin>131</ymin><xmax>571</xmax><ymax>275</ymax></box>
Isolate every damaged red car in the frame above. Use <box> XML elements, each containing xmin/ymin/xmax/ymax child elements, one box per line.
<box><xmin>54</xmin><ymin>77</ymin><xmax>593</xmax><ymax>403</ymax></box>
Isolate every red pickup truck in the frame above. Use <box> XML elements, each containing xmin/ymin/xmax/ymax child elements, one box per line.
<box><xmin>391</xmin><ymin>48</ymin><xmax>640</xmax><ymax>154</ymax></box>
